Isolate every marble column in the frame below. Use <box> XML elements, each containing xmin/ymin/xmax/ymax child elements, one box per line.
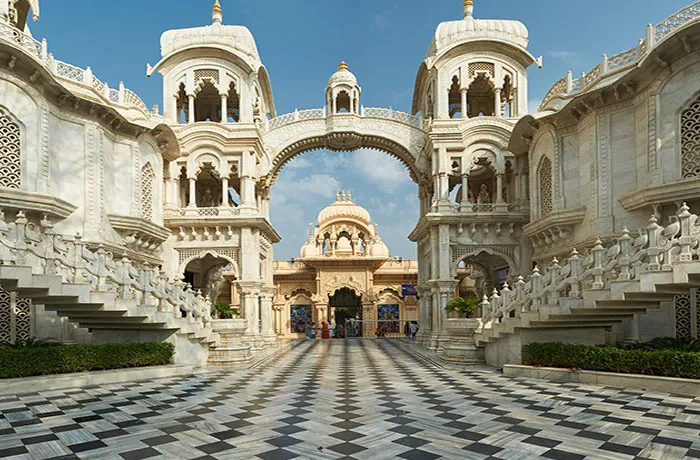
<box><xmin>187</xmin><ymin>178</ymin><xmax>197</xmax><ymax>208</ymax></box>
<box><xmin>460</xmin><ymin>89</ymin><xmax>468</xmax><ymax>119</ymax></box>
<box><xmin>260</xmin><ymin>288</ymin><xmax>277</xmax><ymax>345</ymax></box>
<box><xmin>188</xmin><ymin>94</ymin><xmax>195</xmax><ymax>124</ymax></box>
<box><xmin>220</xmin><ymin>177</ymin><xmax>229</xmax><ymax>207</ymax></box>
<box><xmin>460</xmin><ymin>173</ymin><xmax>470</xmax><ymax>211</ymax></box>
<box><xmin>494</xmin><ymin>89</ymin><xmax>502</xmax><ymax>117</ymax></box>
<box><xmin>220</xmin><ymin>94</ymin><xmax>228</xmax><ymax>122</ymax></box>
<box><xmin>238</xmin><ymin>282</ymin><xmax>264</xmax><ymax>350</ymax></box>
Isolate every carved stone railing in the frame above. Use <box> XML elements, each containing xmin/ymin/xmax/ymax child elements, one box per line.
<box><xmin>167</xmin><ymin>206</ymin><xmax>242</xmax><ymax>217</ymax></box>
<box><xmin>540</xmin><ymin>1</ymin><xmax>700</xmax><ymax>111</ymax></box>
<box><xmin>0</xmin><ymin>21</ymin><xmax>157</xmax><ymax>120</ymax></box>
<box><xmin>480</xmin><ymin>203</ymin><xmax>698</xmax><ymax>327</ymax></box>
<box><xmin>0</xmin><ymin>210</ymin><xmax>212</xmax><ymax>331</ymax></box>
<box><xmin>264</xmin><ymin>106</ymin><xmax>423</xmax><ymax>131</ymax></box>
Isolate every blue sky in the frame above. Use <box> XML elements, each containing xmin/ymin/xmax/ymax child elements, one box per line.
<box><xmin>30</xmin><ymin>0</ymin><xmax>691</xmax><ymax>259</ymax></box>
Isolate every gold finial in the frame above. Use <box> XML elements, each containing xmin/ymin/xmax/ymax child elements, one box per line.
<box><xmin>464</xmin><ymin>0</ymin><xmax>474</xmax><ymax>18</ymax></box>
<box><xmin>213</xmin><ymin>0</ymin><xmax>222</xmax><ymax>14</ymax></box>
<box><xmin>338</xmin><ymin>61</ymin><xmax>349</xmax><ymax>71</ymax></box>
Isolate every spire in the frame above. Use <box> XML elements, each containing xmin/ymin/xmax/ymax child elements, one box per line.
<box><xmin>347</xmin><ymin>191</ymin><xmax>352</xmax><ymax>202</ymax></box>
<box><xmin>212</xmin><ymin>0</ymin><xmax>223</xmax><ymax>24</ymax></box>
<box><xmin>463</xmin><ymin>0</ymin><xmax>474</xmax><ymax>18</ymax></box>
<box><xmin>338</xmin><ymin>61</ymin><xmax>349</xmax><ymax>72</ymax></box>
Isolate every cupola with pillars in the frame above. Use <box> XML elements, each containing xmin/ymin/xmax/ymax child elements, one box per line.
<box><xmin>326</xmin><ymin>62</ymin><xmax>361</xmax><ymax>115</ymax></box>
<box><xmin>411</xmin><ymin>0</ymin><xmax>536</xmax><ymax>120</ymax></box>
<box><xmin>149</xmin><ymin>0</ymin><xmax>275</xmax><ymax>125</ymax></box>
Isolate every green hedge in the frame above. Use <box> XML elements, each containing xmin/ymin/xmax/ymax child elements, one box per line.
<box><xmin>523</xmin><ymin>342</ymin><xmax>700</xmax><ymax>379</ymax></box>
<box><xmin>0</xmin><ymin>342</ymin><xmax>174</xmax><ymax>379</ymax></box>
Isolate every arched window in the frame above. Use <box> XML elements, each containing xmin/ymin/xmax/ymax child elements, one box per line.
<box><xmin>448</xmin><ymin>76</ymin><xmax>462</xmax><ymax>118</ymax></box>
<box><xmin>538</xmin><ymin>157</ymin><xmax>553</xmax><ymax>217</ymax></box>
<box><xmin>681</xmin><ymin>95</ymin><xmax>700</xmax><ymax>179</ymax></box>
<box><xmin>141</xmin><ymin>162</ymin><xmax>155</xmax><ymax>221</ymax></box>
<box><xmin>0</xmin><ymin>109</ymin><xmax>21</xmax><ymax>190</ymax></box>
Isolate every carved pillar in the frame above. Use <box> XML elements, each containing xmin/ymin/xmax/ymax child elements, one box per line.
<box><xmin>460</xmin><ymin>89</ymin><xmax>468</xmax><ymax>119</ymax></box>
<box><xmin>238</xmin><ymin>281</ymin><xmax>264</xmax><ymax>349</ymax></box>
<box><xmin>460</xmin><ymin>173</ymin><xmax>470</xmax><ymax>211</ymax></box>
<box><xmin>220</xmin><ymin>94</ymin><xmax>228</xmax><ymax>123</ymax></box>
<box><xmin>362</xmin><ymin>303</ymin><xmax>376</xmax><ymax>338</ymax></box>
<box><xmin>239</xmin><ymin>151</ymin><xmax>257</xmax><ymax>214</ymax></box>
<box><xmin>188</xmin><ymin>178</ymin><xmax>197</xmax><ymax>208</ymax></box>
<box><xmin>496</xmin><ymin>174</ymin><xmax>504</xmax><ymax>204</ymax></box>
<box><xmin>220</xmin><ymin>176</ymin><xmax>229</xmax><ymax>207</ymax></box>
<box><xmin>494</xmin><ymin>89</ymin><xmax>502</xmax><ymax>117</ymax></box>
<box><xmin>188</xmin><ymin>94</ymin><xmax>195</xmax><ymax>124</ymax></box>
<box><xmin>260</xmin><ymin>288</ymin><xmax>277</xmax><ymax>344</ymax></box>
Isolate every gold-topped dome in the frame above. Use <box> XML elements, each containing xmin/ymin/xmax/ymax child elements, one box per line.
<box><xmin>328</xmin><ymin>61</ymin><xmax>358</xmax><ymax>86</ymax></box>
<box><xmin>317</xmin><ymin>190</ymin><xmax>371</xmax><ymax>226</ymax></box>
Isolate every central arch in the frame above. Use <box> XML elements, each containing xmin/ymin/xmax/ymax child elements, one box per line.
<box><xmin>260</xmin><ymin>113</ymin><xmax>430</xmax><ymax>186</ymax></box>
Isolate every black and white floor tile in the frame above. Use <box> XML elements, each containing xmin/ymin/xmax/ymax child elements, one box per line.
<box><xmin>2</xmin><ymin>339</ymin><xmax>700</xmax><ymax>459</ymax></box>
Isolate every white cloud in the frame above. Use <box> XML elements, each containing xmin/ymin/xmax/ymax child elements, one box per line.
<box><xmin>319</xmin><ymin>151</ymin><xmax>350</xmax><ymax>171</ymax></box>
<box><xmin>285</xmin><ymin>157</ymin><xmax>312</xmax><ymax>170</ymax></box>
<box><xmin>272</xmin><ymin>173</ymin><xmax>341</xmax><ymax>204</ymax></box>
<box><xmin>549</xmin><ymin>51</ymin><xmax>581</xmax><ymax>65</ymax></box>
<box><xmin>352</xmin><ymin>149</ymin><xmax>410</xmax><ymax>192</ymax></box>
<box><xmin>528</xmin><ymin>99</ymin><xmax>542</xmax><ymax>114</ymax></box>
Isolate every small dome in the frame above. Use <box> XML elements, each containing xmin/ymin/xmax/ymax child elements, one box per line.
<box><xmin>317</xmin><ymin>191</ymin><xmax>371</xmax><ymax>226</ymax></box>
<box><xmin>370</xmin><ymin>239</ymin><xmax>390</xmax><ymax>258</ymax></box>
<box><xmin>159</xmin><ymin>3</ymin><xmax>261</xmax><ymax>70</ymax></box>
<box><xmin>328</xmin><ymin>61</ymin><xmax>358</xmax><ymax>86</ymax></box>
<box><xmin>300</xmin><ymin>241</ymin><xmax>317</xmax><ymax>258</ymax></box>
<box><xmin>427</xmin><ymin>4</ymin><xmax>529</xmax><ymax>59</ymax></box>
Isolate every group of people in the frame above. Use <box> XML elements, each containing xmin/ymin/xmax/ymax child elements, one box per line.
<box><xmin>304</xmin><ymin>321</ymin><xmax>345</xmax><ymax>339</ymax></box>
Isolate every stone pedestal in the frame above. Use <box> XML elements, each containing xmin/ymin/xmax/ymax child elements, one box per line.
<box><xmin>441</xmin><ymin>318</ymin><xmax>485</xmax><ymax>364</ymax></box>
<box><xmin>208</xmin><ymin>319</ymin><xmax>253</xmax><ymax>364</ymax></box>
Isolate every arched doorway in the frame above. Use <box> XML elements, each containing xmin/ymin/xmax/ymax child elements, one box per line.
<box><xmin>181</xmin><ymin>253</ymin><xmax>238</xmax><ymax>317</ymax></box>
<box><xmin>330</xmin><ymin>287</ymin><xmax>362</xmax><ymax>336</ymax></box>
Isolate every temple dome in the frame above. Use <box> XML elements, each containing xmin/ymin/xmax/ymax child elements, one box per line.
<box><xmin>328</xmin><ymin>62</ymin><xmax>358</xmax><ymax>86</ymax></box>
<box><xmin>427</xmin><ymin>2</ymin><xmax>529</xmax><ymax>59</ymax></box>
<box><xmin>317</xmin><ymin>191</ymin><xmax>371</xmax><ymax>226</ymax></box>
<box><xmin>158</xmin><ymin>2</ymin><xmax>261</xmax><ymax>70</ymax></box>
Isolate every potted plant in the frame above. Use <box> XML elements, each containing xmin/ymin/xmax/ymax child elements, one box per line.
<box><xmin>446</xmin><ymin>296</ymin><xmax>479</xmax><ymax>318</ymax></box>
<box><xmin>213</xmin><ymin>301</ymin><xmax>240</xmax><ymax>319</ymax></box>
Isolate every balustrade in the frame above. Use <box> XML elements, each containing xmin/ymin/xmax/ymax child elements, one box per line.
<box><xmin>0</xmin><ymin>21</ymin><xmax>156</xmax><ymax>119</ymax></box>
<box><xmin>0</xmin><ymin>211</ymin><xmax>211</xmax><ymax>329</ymax></box>
<box><xmin>480</xmin><ymin>203</ymin><xmax>700</xmax><ymax>330</ymax></box>
<box><xmin>540</xmin><ymin>1</ymin><xmax>700</xmax><ymax>110</ymax></box>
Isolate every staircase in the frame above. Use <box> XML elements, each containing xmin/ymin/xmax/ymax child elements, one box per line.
<box><xmin>0</xmin><ymin>212</ymin><xmax>218</xmax><ymax>359</ymax></box>
<box><xmin>475</xmin><ymin>203</ymin><xmax>699</xmax><ymax>349</ymax></box>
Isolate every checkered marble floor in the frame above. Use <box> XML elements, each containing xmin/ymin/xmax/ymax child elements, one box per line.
<box><xmin>2</xmin><ymin>340</ymin><xmax>700</xmax><ymax>460</ymax></box>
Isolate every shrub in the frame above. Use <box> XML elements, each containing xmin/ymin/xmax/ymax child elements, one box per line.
<box><xmin>0</xmin><ymin>337</ymin><xmax>61</xmax><ymax>349</ymax></box>
<box><xmin>523</xmin><ymin>342</ymin><xmax>700</xmax><ymax>379</ymax></box>
<box><xmin>446</xmin><ymin>296</ymin><xmax>480</xmax><ymax>318</ymax></box>
<box><xmin>214</xmin><ymin>302</ymin><xmax>240</xmax><ymax>319</ymax></box>
<box><xmin>0</xmin><ymin>342</ymin><xmax>174</xmax><ymax>379</ymax></box>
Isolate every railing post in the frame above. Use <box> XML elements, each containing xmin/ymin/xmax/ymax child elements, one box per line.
<box><xmin>646</xmin><ymin>23</ymin><xmax>655</xmax><ymax>50</ymax></box>
<box><xmin>549</xmin><ymin>257</ymin><xmax>561</xmax><ymax>304</ymax></box>
<box><xmin>83</xmin><ymin>66</ymin><xmax>92</xmax><ymax>85</ymax></box>
<box><xmin>531</xmin><ymin>266</ymin><xmax>542</xmax><ymax>311</ymax></box>
<box><xmin>568</xmin><ymin>249</ymin><xmax>581</xmax><ymax>297</ymax></box>
<box><xmin>617</xmin><ymin>228</ymin><xmax>632</xmax><ymax>279</ymax></box>
<box><xmin>646</xmin><ymin>215</ymin><xmax>662</xmax><ymax>271</ymax></box>
<box><xmin>592</xmin><ymin>238</ymin><xmax>605</xmax><ymax>289</ymax></box>
<box><xmin>118</xmin><ymin>81</ymin><xmax>125</xmax><ymax>104</ymax></box>
<box><xmin>14</xmin><ymin>211</ymin><xmax>27</xmax><ymax>266</ymax></box>
<box><xmin>600</xmin><ymin>54</ymin><xmax>608</xmax><ymax>75</ymax></box>
<box><xmin>481</xmin><ymin>294</ymin><xmax>491</xmax><ymax>322</ymax></box>
<box><xmin>678</xmin><ymin>203</ymin><xmax>693</xmax><ymax>262</ymax></box>
<box><xmin>41</xmin><ymin>38</ymin><xmax>48</xmax><ymax>64</ymax></box>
